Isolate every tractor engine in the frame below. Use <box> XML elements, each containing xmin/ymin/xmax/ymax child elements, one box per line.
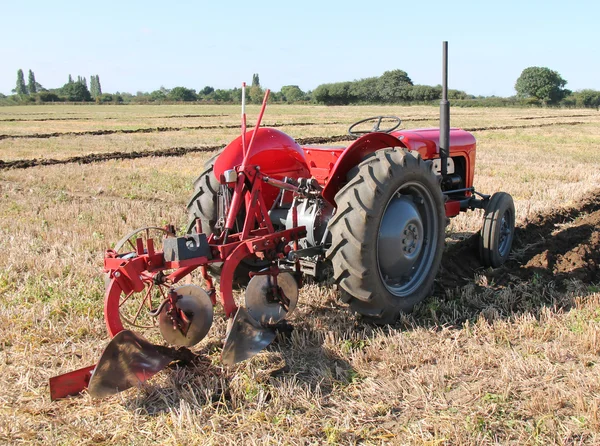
<box><xmin>265</xmin><ymin>177</ymin><xmax>334</xmax><ymax>278</ymax></box>
<box><xmin>283</xmin><ymin>197</ymin><xmax>334</xmax><ymax>248</ymax></box>
<box><xmin>268</xmin><ymin>177</ymin><xmax>334</xmax><ymax>249</ymax></box>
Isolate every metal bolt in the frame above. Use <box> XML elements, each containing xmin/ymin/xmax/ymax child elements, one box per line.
<box><xmin>114</xmin><ymin>272</ymin><xmax>121</xmax><ymax>278</ymax></box>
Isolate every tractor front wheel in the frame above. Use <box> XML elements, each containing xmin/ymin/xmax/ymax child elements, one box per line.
<box><xmin>479</xmin><ymin>192</ymin><xmax>515</xmax><ymax>268</ymax></box>
<box><xmin>327</xmin><ymin>148</ymin><xmax>446</xmax><ymax>324</ymax></box>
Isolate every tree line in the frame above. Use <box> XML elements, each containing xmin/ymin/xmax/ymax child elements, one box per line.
<box><xmin>2</xmin><ymin>67</ymin><xmax>600</xmax><ymax>109</ymax></box>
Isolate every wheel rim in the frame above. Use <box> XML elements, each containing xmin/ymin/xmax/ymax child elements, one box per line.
<box><xmin>377</xmin><ymin>181</ymin><xmax>439</xmax><ymax>297</ymax></box>
<box><xmin>498</xmin><ymin>210</ymin><xmax>513</xmax><ymax>257</ymax></box>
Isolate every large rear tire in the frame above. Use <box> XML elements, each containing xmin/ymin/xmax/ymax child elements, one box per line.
<box><xmin>186</xmin><ymin>151</ymin><xmax>266</xmax><ymax>286</ymax></box>
<box><xmin>326</xmin><ymin>148</ymin><xmax>446</xmax><ymax>324</ymax></box>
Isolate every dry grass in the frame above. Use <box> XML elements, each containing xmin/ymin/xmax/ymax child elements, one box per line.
<box><xmin>1</xmin><ymin>104</ymin><xmax>600</xmax><ymax>445</ymax></box>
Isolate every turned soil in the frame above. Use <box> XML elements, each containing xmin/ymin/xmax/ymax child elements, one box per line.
<box><xmin>441</xmin><ymin>190</ymin><xmax>600</xmax><ymax>291</ymax></box>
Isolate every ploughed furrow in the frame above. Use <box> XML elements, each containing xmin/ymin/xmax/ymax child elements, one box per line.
<box><xmin>439</xmin><ymin>189</ymin><xmax>600</xmax><ymax>291</ymax></box>
<box><xmin>0</xmin><ymin>113</ymin><xmax>229</xmax><ymax>122</ymax></box>
<box><xmin>1</xmin><ymin>119</ymin><xmax>596</xmax><ymax>170</ymax></box>
<box><xmin>0</xmin><ymin>121</ymin><xmax>343</xmax><ymax>140</ymax></box>
<box><xmin>514</xmin><ymin>114</ymin><xmax>596</xmax><ymax>120</ymax></box>
<box><xmin>0</xmin><ymin>134</ymin><xmax>357</xmax><ymax>170</ymax></box>
<box><xmin>0</xmin><ymin>145</ymin><xmax>224</xmax><ymax>169</ymax></box>
<box><xmin>463</xmin><ymin>121</ymin><xmax>586</xmax><ymax>132</ymax></box>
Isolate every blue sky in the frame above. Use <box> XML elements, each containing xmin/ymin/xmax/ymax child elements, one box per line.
<box><xmin>1</xmin><ymin>0</ymin><xmax>598</xmax><ymax>97</ymax></box>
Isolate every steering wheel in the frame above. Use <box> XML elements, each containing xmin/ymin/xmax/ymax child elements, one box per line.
<box><xmin>348</xmin><ymin>116</ymin><xmax>402</xmax><ymax>137</ymax></box>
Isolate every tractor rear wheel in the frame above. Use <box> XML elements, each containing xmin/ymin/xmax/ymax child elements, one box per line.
<box><xmin>186</xmin><ymin>151</ymin><xmax>265</xmax><ymax>286</ymax></box>
<box><xmin>479</xmin><ymin>192</ymin><xmax>515</xmax><ymax>268</ymax></box>
<box><xmin>327</xmin><ymin>148</ymin><xmax>446</xmax><ymax>324</ymax></box>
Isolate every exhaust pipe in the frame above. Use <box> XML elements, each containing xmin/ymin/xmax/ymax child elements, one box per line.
<box><xmin>439</xmin><ymin>41</ymin><xmax>450</xmax><ymax>180</ymax></box>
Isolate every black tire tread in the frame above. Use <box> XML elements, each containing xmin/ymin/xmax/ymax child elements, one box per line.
<box><xmin>326</xmin><ymin>147</ymin><xmax>446</xmax><ymax>324</ymax></box>
<box><xmin>479</xmin><ymin>192</ymin><xmax>515</xmax><ymax>268</ymax></box>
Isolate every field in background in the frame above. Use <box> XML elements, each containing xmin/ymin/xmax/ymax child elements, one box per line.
<box><xmin>1</xmin><ymin>104</ymin><xmax>600</xmax><ymax>444</ymax></box>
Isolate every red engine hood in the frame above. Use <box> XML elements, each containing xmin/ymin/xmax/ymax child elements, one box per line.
<box><xmin>391</xmin><ymin>128</ymin><xmax>476</xmax><ymax>156</ymax></box>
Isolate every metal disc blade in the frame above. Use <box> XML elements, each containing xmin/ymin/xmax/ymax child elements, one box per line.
<box><xmin>159</xmin><ymin>285</ymin><xmax>213</xmax><ymax>347</ymax></box>
<box><xmin>221</xmin><ymin>307</ymin><xmax>276</xmax><ymax>365</ymax></box>
<box><xmin>245</xmin><ymin>272</ymin><xmax>298</xmax><ymax>326</ymax></box>
<box><xmin>88</xmin><ymin>330</ymin><xmax>173</xmax><ymax>399</ymax></box>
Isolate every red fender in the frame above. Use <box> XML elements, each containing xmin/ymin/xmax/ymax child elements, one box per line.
<box><xmin>321</xmin><ymin>132</ymin><xmax>405</xmax><ymax>205</ymax></box>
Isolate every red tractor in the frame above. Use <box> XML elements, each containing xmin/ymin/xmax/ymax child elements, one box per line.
<box><xmin>50</xmin><ymin>42</ymin><xmax>515</xmax><ymax>399</ymax></box>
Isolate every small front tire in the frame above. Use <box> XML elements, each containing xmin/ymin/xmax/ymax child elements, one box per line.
<box><xmin>479</xmin><ymin>192</ymin><xmax>515</xmax><ymax>268</ymax></box>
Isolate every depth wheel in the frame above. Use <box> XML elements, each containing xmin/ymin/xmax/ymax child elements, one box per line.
<box><xmin>327</xmin><ymin>148</ymin><xmax>446</xmax><ymax>324</ymax></box>
<box><xmin>104</xmin><ymin>276</ymin><xmax>171</xmax><ymax>339</ymax></box>
<box><xmin>479</xmin><ymin>192</ymin><xmax>515</xmax><ymax>268</ymax></box>
<box><xmin>104</xmin><ymin>226</ymin><xmax>176</xmax><ymax>338</ymax></box>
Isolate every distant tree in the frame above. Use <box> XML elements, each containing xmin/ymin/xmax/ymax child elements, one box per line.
<box><xmin>448</xmin><ymin>89</ymin><xmax>468</xmax><ymax>100</ymax></box>
<box><xmin>38</xmin><ymin>92</ymin><xmax>62</xmax><ymax>103</ymax></box>
<box><xmin>213</xmin><ymin>89</ymin><xmax>232</xmax><ymax>102</ymax></box>
<box><xmin>200</xmin><ymin>86</ymin><xmax>214</xmax><ymax>96</ymax></box>
<box><xmin>515</xmin><ymin>67</ymin><xmax>569</xmax><ymax>105</ymax></box>
<box><xmin>248</xmin><ymin>85</ymin><xmax>264</xmax><ymax>103</ymax></box>
<box><xmin>68</xmin><ymin>74</ymin><xmax>73</xmax><ymax>84</ymax></box>
<box><xmin>27</xmin><ymin>70</ymin><xmax>37</xmax><ymax>94</ymax></box>
<box><xmin>313</xmin><ymin>84</ymin><xmax>331</xmax><ymax>104</ymax></box>
<box><xmin>16</xmin><ymin>69</ymin><xmax>27</xmax><ymax>95</ymax></box>
<box><xmin>89</xmin><ymin>75</ymin><xmax>102</xmax><ymax>99</ymax></box>
<box><xmin>251</xmin><ymin>73</ymin><xmax>260</xmax><ymax>87</ymax></box>
<box><xmin>410</xmin><ymin>85</ymin><xmax>441</xmax><ymax>101</ymax></box>
<box><xmin>349</xmin><ymin>77</ymin><xmax>380</xmax><ymax>103</ymax></box>
<box><xmin>313</xmin><ymin>82</ymin><xmax>354</xmax><ymax>105</ymax></box>
<box><xmin>150</xmin><ymin>89</ymin><xmax>167</xmax><ymax>101</ymax></box>
<box><xmin>98</xmin><ymin>93</ymin><xmax>113</xmax><ymax>103</ymax></box>
<box><xmin>61</xmin><ymin>81</ymin><xmax>92</xmax><ymax>101</ymax></box>
<box><xmin>377</xmin><ymin>70</ymin><xmax>413</xmax><ymax>103</ymax></box>
<box><xmin>574</xmin><ymin>89</ymin><xmax>600</xmax><ymax>109</ymax></box>
<box><xmin>280</xmin><ymin>85</ymin><xmax>305</xmax><ymax>103</ymax></box>
<box><xmin>90</xmin><ymin>76</ymin><xmax>97</xmax><ymax>98</ymax></box>
<box><xmin>168</xmin><ymin>86</ymin><xmax>197</xmax><ymax>101</ymax></box>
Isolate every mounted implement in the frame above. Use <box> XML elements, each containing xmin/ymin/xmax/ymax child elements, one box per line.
<box><xmin>50</xmin><ymin>42</ymin><xmax>515</xmax><ymax>399</ymax></box>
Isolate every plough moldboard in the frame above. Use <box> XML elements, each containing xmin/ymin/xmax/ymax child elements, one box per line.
<box><xmin>50</xmin><ymin>43</ymin><xmax>516</xmax><ymax>400</ymax></box>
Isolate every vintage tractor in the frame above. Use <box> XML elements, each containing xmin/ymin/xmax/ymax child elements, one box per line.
<box><xmin>49</xmin><ymin>42</ymin><xmax>515</xmax><ymax>400</ymax></box>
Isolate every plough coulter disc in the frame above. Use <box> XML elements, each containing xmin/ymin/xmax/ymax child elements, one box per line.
<box><xmin>158</xmin><ymin>285</ymin><xmax>214</xmax><ymax>347</ymax></box>
<box><xmin>88</xmin><ymin>330</ymin><xmax>173</xmax><ymax>399</ymax></box>
<box><xmin>245</xmin><ymin>272</ymin><xmax>298</xmax><ymax>326</ymax></box>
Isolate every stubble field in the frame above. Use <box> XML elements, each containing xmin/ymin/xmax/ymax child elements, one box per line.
<box><xmin>1</xmin><ymin>104</ymin><xmax>600</xmax><ymax>445</ymax></box>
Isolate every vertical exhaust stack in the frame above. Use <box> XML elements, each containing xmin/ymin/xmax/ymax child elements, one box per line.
<box><xmin>439</xmin><ymin>41</ymin><xmax>450</xmax><ymax>180</ymax></box>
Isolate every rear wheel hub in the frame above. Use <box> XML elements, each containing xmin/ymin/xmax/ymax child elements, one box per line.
<box><xmin>377</xmin><ymin>183</ymin><xmax>438</xmax><ymax>297</ymax></box>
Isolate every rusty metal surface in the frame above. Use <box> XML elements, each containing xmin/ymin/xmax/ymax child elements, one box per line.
<box><xmin>88</xmin><ymin>330</ymin><xmax>172</xmax><ymax>398</ymax></box>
